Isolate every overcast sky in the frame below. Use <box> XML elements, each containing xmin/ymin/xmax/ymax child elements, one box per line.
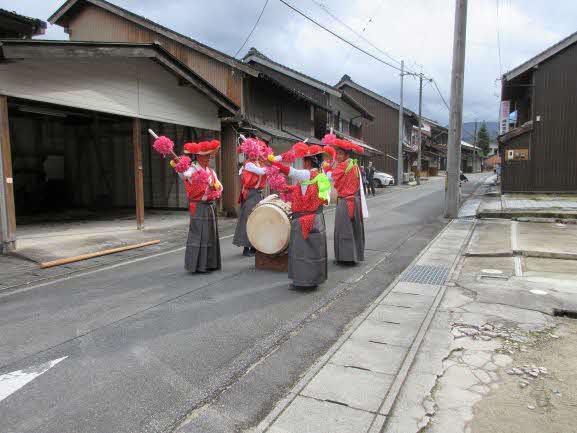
<box><xmin>3</xmin><ymin>0</ymin><xmax>576</xmax><ymax>125</ymax></box>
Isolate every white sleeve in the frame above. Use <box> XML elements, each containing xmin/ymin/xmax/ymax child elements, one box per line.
<box><xmin>244</xmin><ymin>162</ymin><xmax>266</xmax><ymax>176</ymax></box>
<box><xmin>178</xmin><ymin>166</ymin><xmax>196</xmax><ymax>180</ymax></box>
<box><xmin>326</xmin><ymin>171</ymin><xmax>333</xmax><ymax>181</ymax></box>
<box><xmin>288</xmin><ymin>167</ymin><xmax>311</xmax><ymax>182</ymax></box>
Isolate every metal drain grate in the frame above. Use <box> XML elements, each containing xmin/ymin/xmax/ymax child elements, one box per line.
<box><xmin>400</xmin><ymin>265</ymin><xmax>450</xmax><ymax>285</ymax></box>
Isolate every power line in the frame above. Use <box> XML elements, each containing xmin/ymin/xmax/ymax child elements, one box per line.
<box><xmin>495</xmin><ymin>0</ymin><xmax>503</xmax><ymax>75</ymax></box>
<box><xmin>430</xmin><ymin>79</ymin><xmax>450</xmax><ymax>110</ymax></box>
<box><xmin>280</xmin><ymin>0</ymin><xmax>453</xmax><ymax>122</ymax></box>
<box><xmin>278</xmin><ymin>0</ymin><xmax>405</xmax><ymax>73</ymax></box>
<box><xmin>234</xmin><ymin>0</ymin><xmax>270</xmax><ymax>58</ymax></box>
<box><xmin>309</xmin><ymin>0</ymin><xmax>400</xmax><ymax>66</ymax></box>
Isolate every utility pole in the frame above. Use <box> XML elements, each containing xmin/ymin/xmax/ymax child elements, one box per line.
<box><xmin>444</xmin><ymin>0</ymin><xmax>468</xmax><ymax>219</ymax></box>
<box><xmin>397</xmin><ymin>60</ymin><xmax>404</xmax><ymax>186</ymax></box>
<box><xmin>473</xmin><ymin>119</ymin><xmax>478</xmax><ymax>173</ymax></box>
<box><xmin>416</xmin><ymin>73</ymin><xmax>423</xmax><ymax>185</ymax></box>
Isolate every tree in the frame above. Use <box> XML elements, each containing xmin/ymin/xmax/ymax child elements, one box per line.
<box><xmin>476</xmin><ymin>122</ymin><xmax>491</xmax><ymax>156</ymax></box>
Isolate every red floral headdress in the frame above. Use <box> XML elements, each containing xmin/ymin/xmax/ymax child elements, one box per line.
<box><xmin>291</xmin><ymin>142</ymin><xmax>335</xmax><ymax>159</ymax></box>
<box><xmin>321</xmin><ymin>133</ymin><xmax>364</xmax><ymax>154</ymax></box>
<box><xmin>184</xmin><ymin>139</ymin><xmax>221</xmax><ymax>155</ymax></box>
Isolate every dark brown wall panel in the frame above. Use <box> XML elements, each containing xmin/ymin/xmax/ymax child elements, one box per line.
<box><xmin>340</xmin><ymin>85</ymin><xmax>399</xmax><ymax>175</ymax></box>
<box><xmin>531</xmin><ymin>43</ymin><xmax>577</xmax><ymax>192</ymax></box>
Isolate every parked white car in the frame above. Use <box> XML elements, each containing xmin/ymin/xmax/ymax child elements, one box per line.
<box><xmin>373</xmin><ymin>171</ymin><xmax>395</xmax><ymax>187</ymax></box>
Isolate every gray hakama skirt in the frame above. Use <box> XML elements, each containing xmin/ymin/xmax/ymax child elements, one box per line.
<box><xmin>233</xmin><ymin>188</ymin><xmax>262</xmax><ymax>248</ymax></box>
<box><xmin>288</xmin><ymin>208</ymin><xmax>328</xmax><ymax>287</ymax></box>
<box><xmin>184</xmin><ymin>201</ymin><xmax>221</xmax><ymax>273</ymax></box>
<box><xmin>334</xmin><ymin>191</ymin><xmax>365</xmax><ymax>263</ymax></box>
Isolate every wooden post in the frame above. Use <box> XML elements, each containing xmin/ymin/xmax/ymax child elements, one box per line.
<box><xmin>133</xmin><ymin>118</ymin><xmax>144</xmax><ymax>230</ymax></box>
<box><xmin>0</xmin><ymin>96</ymin><xmax>16</xmax><ymax>252</ymax></box>
<box><xmin>215</xmin><ymin>130</ymin><xmax>223</xmax><ymax>213</ymax></box>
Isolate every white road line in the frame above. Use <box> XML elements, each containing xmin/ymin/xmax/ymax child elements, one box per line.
<box><xmin>0</xmin><ymin>357</ymin><xmax>67</xmax><ymax>403</ymax></box>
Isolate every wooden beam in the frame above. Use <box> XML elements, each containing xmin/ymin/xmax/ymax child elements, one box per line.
<box><xmin>0</xmin><ymin>96</ymin><xmax>16</xmax><ymax>252</ymax></box>
<box><xmin>40</xmin><ymin>240</ymin><xmax>160</xmax><ymax>269</ymax></box>
<box><xmin>133</xmin><ymin>118</ymin><xmax>144</xmax><ymax>230</ymax></box>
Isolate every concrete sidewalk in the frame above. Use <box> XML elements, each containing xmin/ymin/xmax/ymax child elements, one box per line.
<box><xmin>253</xmin><ymin>219</ymin><xmax>475</xmax><ymax>433</ymax></box>
<box><xmin>376</xmin><ymin>186</ymin><xmax>577</xmax><ymax>433</ymax></box>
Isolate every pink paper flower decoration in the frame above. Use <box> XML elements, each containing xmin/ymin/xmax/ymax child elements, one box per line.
<box><xmin>266</xmin><ymin>165</ymin><xmax>288</xmax><ymax>192</ymax></box>
<box><xmin>281</xmin><ymin>150</ymin><xmax>296</xmax><ymax>163</ymax></box>
<box><xmin>322</xmin><ymin>133</ymin><xmax>337</xmax><ymax>145</ymax></box>
<box><xmin>153</xmin><ymin>136</ymin><xmax>174</xmax><ymax>158</ymax></box>
<box><xmin>240</xmin><ymin>138</ymin><xmax>262</xmax><ymax>160</ymax></box>
<box><xmin>173</xmin><ymin>155</ymin><xmax>191</xmax><ymax>173</ymax></box>
<box><xmin>192</xmin><ymin>168</ymin><xmax>210</xmax><ymax>184</ymax></box>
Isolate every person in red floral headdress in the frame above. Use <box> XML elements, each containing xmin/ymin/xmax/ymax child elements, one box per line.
<box><xmin>233</xmin><ymin>137</ymin><xmax>268</xmax><ymax>257</ymax></box>
<box><xmin>175</xmin><ymin>140</ymin><xmax>223</xmax><ymax>273</ymax></box>
<box><xmin>268</xmin><ymin>142</ymin><xmax>333</xmax><ymax>289</ymax></box>
<box><xmin>322</xmin><ymin>134</ymin><xmax>368</xmax><ymax>265</ymax></box>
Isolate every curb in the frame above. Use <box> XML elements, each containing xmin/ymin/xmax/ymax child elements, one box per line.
<box><xmin>478</xmin><ymin>211</ymin><xmax>577</xmax><ymax>220</ymax></box>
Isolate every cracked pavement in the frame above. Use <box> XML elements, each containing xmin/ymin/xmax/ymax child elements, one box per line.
<box><xmin>383</xmin><ymin>210</ymin><xmax>577</xmax><ymax>433</ymax></box>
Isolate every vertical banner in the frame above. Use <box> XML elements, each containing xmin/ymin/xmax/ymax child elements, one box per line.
<box><xmin>499</xmin><ymin>100</ymin><xmax>510</xmax><ymax>135</ymax></box>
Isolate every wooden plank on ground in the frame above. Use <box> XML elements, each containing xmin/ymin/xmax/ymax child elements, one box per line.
<box><xmin>40</xmin><ymin>240</ymin><xmax>161</xmax><ymax>269</ymax></box>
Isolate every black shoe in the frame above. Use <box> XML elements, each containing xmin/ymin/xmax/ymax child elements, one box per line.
<box><xmin>290</xmin><ymin>284</ymin><xmax>317</xmax><ymax>290</ymax></box>
<box><xmin>242</xmin><ymin>247</ymin><xmax>250</xmax><ymax>257</ymax></box>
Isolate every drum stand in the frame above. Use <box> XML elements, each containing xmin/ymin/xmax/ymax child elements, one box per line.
<box><xmin>255</xmin><ymin>251</ymin><xmax>289</xmax><ymax>272</ymax></box>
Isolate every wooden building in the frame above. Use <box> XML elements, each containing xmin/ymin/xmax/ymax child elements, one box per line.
<box><xmin>412</xmin><ymin>118</ymin><xmax>448</xmax><ymax>178</ymax></box>
<box><xmin>0</xmin><ymin>8</ymin><xmax>46</xmax><ymax>39</ymax></box>
<box><xmin>47</xmin><ymin>0</ymin><xmax>375</xmax><ymax>216</ymax></box>
<box><xmin>242</xmin><ymin>49</ymin><xmax>376</xmax><ymax>152</ymax></box>
<box><xmin>0</xmin><ymin>40</ymin><xmax>238</xmax><ymax>251</ymax></box>
<box><xmin>48</xmin><ymin>0</ymin><xmax>260</xmax><ymax>216</ymax></box>
<box><xmin>336</xmin><ymin>75</ymin><xmax>419</xmax><ymax>180</ymax></box>
<box><xmin>499</xmin><ymin>30</ymin><xmax>577</xmax><ymax>193</ymax></box>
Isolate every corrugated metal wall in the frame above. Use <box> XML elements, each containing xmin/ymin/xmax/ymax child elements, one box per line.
<box><xmin>67</xmin><ymin>5</ymin><xmax>243</xmax><ymax>107</ymax></box>
<box><xmin>340</xmin><ymin>86</ymin><xmax>399</xmax><ymax>175</ymax></box>
<box><xmin>0</xmin><ymin>58</ymin><xmax>221</xmax><ymax>131</ymax></box>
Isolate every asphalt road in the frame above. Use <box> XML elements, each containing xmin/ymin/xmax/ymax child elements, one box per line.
<box><xmin>0</xmin><ymin>175</ymin><xmax>486</xmax><ymax>433</ymax></box>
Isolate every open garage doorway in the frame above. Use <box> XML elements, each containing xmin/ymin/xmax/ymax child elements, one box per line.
<box><xmin>4</xmin><ymin>97</ymin><xmax>219</xmax><ymax>259</ymax></box>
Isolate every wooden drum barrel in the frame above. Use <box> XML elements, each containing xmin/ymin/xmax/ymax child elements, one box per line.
<box><xmin>247</xmin><ymin>195</ymin><xmax>292</xmax><ymax>255</ymax></box>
